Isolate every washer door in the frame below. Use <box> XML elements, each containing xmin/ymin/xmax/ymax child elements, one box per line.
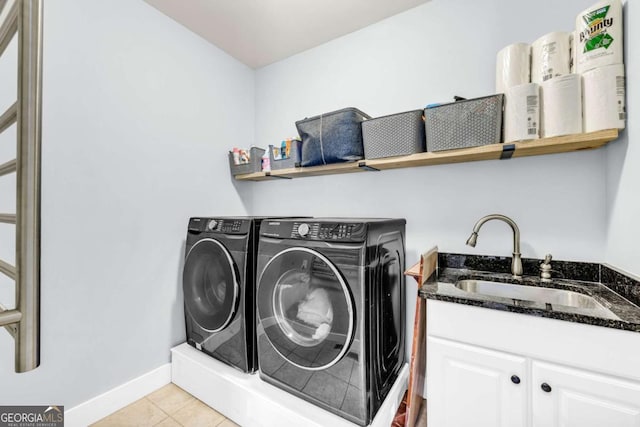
<box><xmin>257</xmin><ymin>247</ymin><xmax>355</xmax><ymax>371</ymax></box>
<box><xmin>183</xmin><ymin>238</ymin><xmax>240</xmax><ymax>332</ymax></box>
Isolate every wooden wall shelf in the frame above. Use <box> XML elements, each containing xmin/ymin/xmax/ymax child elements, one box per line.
<box><xmin>233</xmin><ymin>129</ymin><xmax>619</xmax><ymax>182</ymax></box>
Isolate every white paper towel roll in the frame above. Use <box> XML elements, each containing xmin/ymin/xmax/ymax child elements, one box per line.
<box><xmin>531</xmin><ymin>32</ymin><xmax>571</xmax><ymax>84</ymax></box>
<box><xmin>496</xmin><ymin>43</ymin><xmax>531</xmax><ymax>94</ymax></box>
<box><xmin>504</xmin><ymin>83</ymin><xmax>540</xmax><ymax>143</ymax></box>
<box><xmin>541</xmin><ymin>74</ymin><xmax>582</xmax><ymax>138</ymax></box>
<box><xmin>583</xmin><ymin>63</ymin><xmax>626</xmax><ymax>132</ymax></box>
<box><xmin>570</xmin><ymin>31</ymin><xmax>577</xmax><ymax>73</ymax></box>
<box><xmin>576</xmin><ymin>0</ymin><xmax>624</xmax><ymax>73</ymax></box>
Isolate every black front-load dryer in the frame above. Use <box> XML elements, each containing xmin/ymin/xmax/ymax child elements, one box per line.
<box><xmin>256</xmin><ymin>218</ymin><xmax>406</xmax><ymax>425</ymax></box>
<box><xmin>183</xmin><ymin>217</ymin><xmax>266</xmax><ymax>373</ymax></box>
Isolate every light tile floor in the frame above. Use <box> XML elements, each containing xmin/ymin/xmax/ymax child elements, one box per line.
<box><xmin>92</xmin><ymin>383</ymin><xmax>240</xmax><ymax>427</ymax></box>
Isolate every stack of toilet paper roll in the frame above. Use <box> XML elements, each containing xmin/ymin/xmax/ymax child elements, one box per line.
<box><xmin>496</xmin><ymin>0</ymin><xmax>625</xmax><ymax>142</ymax></box>
<box><xmin>577</xmin><ymin>0</ymin><xmax>626</xmax><ymax>132</ymax></box>
<box><xmin>498</xmin><ymin>32</ymin><xmax>581</xmax><ymax>141</ymax></box>
<box><xmin>531</xmin><ymin>31</ymin><xmax>582</xmax><ymax>138</ymax></box>
<box><xmin>496</xmin><ymin>43</ymin><xmax>540</xmax><ymax>143</ymax></box>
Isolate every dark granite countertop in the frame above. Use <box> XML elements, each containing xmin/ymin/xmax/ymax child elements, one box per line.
<box><xmin>419</xmin><ymin>253</ymin><xmax>640</xmax><ymax>333</ymax></box>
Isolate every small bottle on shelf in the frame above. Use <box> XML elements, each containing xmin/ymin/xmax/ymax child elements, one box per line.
<box><xmin>261</xmin><ymin>155</ymin><xmax>271</xmax><ymax>172</ymax></box>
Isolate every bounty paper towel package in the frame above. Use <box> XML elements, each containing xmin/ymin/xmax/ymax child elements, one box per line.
<box><xmin>576</xmin><ymin>0</ymin><xmax>623</xmax><ymax>73</ymax></box>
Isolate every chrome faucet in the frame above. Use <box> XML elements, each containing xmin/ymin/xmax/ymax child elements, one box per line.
<box><xmin>466</xmin><ymin>214</ymin><xmax>523</xmax><ymax>278</ymax></box>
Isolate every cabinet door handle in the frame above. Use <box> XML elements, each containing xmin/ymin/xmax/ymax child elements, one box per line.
<box><xmin>510</xmin><ymin>375</ymin><xmax>521</xmax><ymax>384</ymax></box>
<box><xmin>541</xmin><ymin>383</ymin><xmax>552</xmax><ymax>393</ymax></box>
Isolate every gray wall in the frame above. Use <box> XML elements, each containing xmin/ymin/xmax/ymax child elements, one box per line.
<box><xmin>251</xmin><ymin>0</ymin><xmax>619</xmax><ymax>358</ymax></box>
<box><xmin>253</xmin><ymin>0</ymin><xmax>610</xmax><ymax>263</ymax></box>
<box><xmin>0</xmin><ymin>0</ymin><xmax>254</xmax><ymax>407</ymax></box>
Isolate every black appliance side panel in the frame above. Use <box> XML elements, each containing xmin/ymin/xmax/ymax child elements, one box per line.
<box><xmin>365</xmin><ymin>219</ymin><xmax>406</xmax><ymax>421</ymax></box>
<box><xmin>245</xmin><ymin>218</ymin><xmax>262</xmax><ymax>372</ymax></box>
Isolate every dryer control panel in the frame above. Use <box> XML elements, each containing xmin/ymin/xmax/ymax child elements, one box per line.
<box><xmin>261</xmin><ymin>220</ymin><xmax>367</xmax><ymax>242</ymax></box>
<box><xmin>188</xmin><ymin>218</ymin><xmax>249</xmax><ymax>235</ymax></box>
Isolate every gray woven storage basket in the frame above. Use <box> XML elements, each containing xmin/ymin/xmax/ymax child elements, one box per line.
<box><xmin>228</xmin><ymin>147</ymin><xmax>265</xmax><ymax>176</ymax></box>
<box><xmin>424</xmin><ymin>94</ymin><xmax>504</xmax><ymax>152</ymax></box>
<box><xmin>362</xmin><ymin>110</ymin><xmax>426</xmax><ymax>159</ymax></box>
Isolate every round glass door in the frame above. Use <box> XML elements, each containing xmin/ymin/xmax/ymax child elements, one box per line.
<box><xmin>183</xmin><ymin>238</ymin><xmax>239</xmax><ymax>332</ymax></box>
<box><xmin>257</xmin><ymin>247</ymin><xmax>355</xmax><ymax>370</ymax></box>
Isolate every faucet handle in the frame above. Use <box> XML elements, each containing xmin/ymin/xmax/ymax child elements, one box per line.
<box><xmin>540</xmin><ymin>254</ymin><xmax>552</xmax><ymax>282</ymax></box>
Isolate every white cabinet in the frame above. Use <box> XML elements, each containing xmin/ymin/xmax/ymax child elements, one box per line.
<box><xmin>426</xmin><ymin>301</ymin><xmax>640</xmax><ymax>427</ymax></box>
<box><xmin>532</xmin><ymin>361</ymin><xmax>640</xmax><ymax>427</ymax></box>
<box><xmin>427</xmin><ymin>336</ymin><xmax>527</xmax><ymax>427</ymax></box>
<box><xmin>428</xmin><ymin>336</ymin><xmax>640</xmax><ymax>427</ymax></box>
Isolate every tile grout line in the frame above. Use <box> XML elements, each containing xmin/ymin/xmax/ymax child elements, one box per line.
<box><xmin>156</xmin><ymin>395</ymin><xmax>196</xmax><ymax>417</ymax></box>
<box><xmin>172</xmin><ymin>397</ymin><xmax>230</xmax><ymax>427</ymax></box>
<box><xmin>146</xmin><ymin>384</ymin><xmax>203</xmax><ymax>426</ymax></box>
<box><xmin>95</xmin><ymin>384</ymin><xmax>236</xmax><ymax>427</ymax></box>
<box><xmin>146</xmin><ymin>396</ymin><xmax>171</xmax><ymax>426</ymax></box>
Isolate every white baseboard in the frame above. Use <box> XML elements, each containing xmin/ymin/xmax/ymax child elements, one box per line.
<box><xmin>64</xmin><ymin>363</ymin><xmax>171</xmax><ymax>427</ymax></box>
<box><xmin>171</xmin><ymin>342</ymin><xmax>408</xmax><ymax>427</ymax></box>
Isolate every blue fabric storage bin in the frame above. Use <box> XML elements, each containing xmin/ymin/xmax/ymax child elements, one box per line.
<box><xmin>295</xmin><ymin>107</ymin><xmax>371</xmax><ymax>167</ymax></box>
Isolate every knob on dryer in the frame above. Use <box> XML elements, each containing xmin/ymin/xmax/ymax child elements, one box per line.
<box><xmin>207</xmin><ymin>219</ymin><xmax>218</xmax><ymax>230</ymax></box>
<box><xmin>298</xmin><ymin>223</ymin><xmax>310</xmax><ymax>237</ymax></box>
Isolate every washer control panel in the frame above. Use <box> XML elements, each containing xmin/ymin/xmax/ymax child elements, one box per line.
<box><xmin>261</xmin><ymin>220</ymin><xmax>367</xmax><ymax>242</ymax></box>
<box><xmin>318</xmin><ymin>223</ymin><xmax>357</xmax><ymax>240</ymax></box>
<box><xmin>188</xmin><ymin>218</ymin><xmax>248</xmax><ymax>234</ymax></box>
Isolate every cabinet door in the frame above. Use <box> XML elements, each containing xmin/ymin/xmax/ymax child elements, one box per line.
<box><xmin>532</xmin><ymin>361</ymin><xmax>640</xmax><ymax>427</ymax></box>
<box><xmin>427</xmin><ymin>336</ymin><xmax>528</xmax><ymax>427</ymax></box>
